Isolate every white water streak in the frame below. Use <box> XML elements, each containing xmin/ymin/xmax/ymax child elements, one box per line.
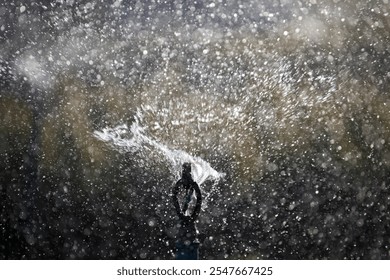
<box><xmin>93</xmin><ymin>117</ymin><xmax>223</xmax><ymax>186</ymax></box>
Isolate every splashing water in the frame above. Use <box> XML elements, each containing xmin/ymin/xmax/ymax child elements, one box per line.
<box><xmin>93</xmin><ymin>115</ymin><xmax>224</xmax><ymax>186</ymax></box>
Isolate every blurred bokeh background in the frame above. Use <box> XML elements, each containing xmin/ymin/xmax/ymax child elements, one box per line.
<box><xmin>1</xmin><ymin>0</ymin><xmax>390</xmax><ymax>259</ymax></box>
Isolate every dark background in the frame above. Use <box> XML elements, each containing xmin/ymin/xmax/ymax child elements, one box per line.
<box><xmin>1</xmin><ymin>0</ymin><xmax>390</xmax><ymax>259</ymax></box>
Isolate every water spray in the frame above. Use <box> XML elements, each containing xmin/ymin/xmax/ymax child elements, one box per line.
<box><xmin>94</xmin><ymin>119</ymin><xmax>224</xmax><ymax>259</ymax></box>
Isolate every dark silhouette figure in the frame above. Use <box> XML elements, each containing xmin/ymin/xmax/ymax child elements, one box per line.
<box><xmin>172</xmin><ymin>163</ymin><xmax>202</xmax><ymax>259</ymax></box>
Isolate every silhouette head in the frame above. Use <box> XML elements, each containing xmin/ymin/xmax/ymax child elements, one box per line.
<box><xmin>182</xmin><ymin>162</ymin><xmax>192</xmax><ymax>185</ymax></box>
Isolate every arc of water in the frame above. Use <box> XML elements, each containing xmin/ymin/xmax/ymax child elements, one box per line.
<box><xmin>93</xmin><ymin>115</ymin><xmax>224</xmax><ymax>186</ymax></box>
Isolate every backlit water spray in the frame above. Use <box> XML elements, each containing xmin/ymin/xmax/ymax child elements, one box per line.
<box><xmin>93</xmin><ymin>111</ymin><xmax>224</xmax><ymax>201</ymax></box>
